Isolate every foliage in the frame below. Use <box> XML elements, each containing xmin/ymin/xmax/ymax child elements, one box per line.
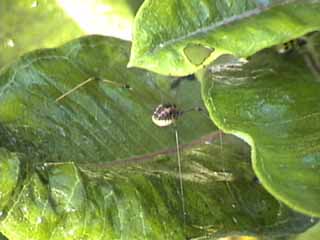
<box><xmin>0</xmin><ymin>0</ymin><xmax>83</xmax><ymax>69</ymax></box>
<box><xmin>0</xmin><ymin>0</ymin><xmax>319</xmax><ymax>239</ymax></box>
<box><xmin>129</xmin><ymin>0</ymin><xmax>320</xmax><ymax>76</ymax></box>
<box><xmin>200</xmin><ymin>33</ymin><xmax>320</xmax><ymax>217</ymax></box>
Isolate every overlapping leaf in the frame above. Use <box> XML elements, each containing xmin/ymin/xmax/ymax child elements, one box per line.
<box><xmin>200</xmin><ymin>33</ymin><xmax>320</xmax><ymax>217</ymax></box>
<box><xmin>0</xmin><ymin>36</ymin><xmax>315</xmax><ymax>239</ymax></box>
<box><xmin>129</xmin><ymin>0</ymin><xmax>320</xmax><ymax>76</ymax></box>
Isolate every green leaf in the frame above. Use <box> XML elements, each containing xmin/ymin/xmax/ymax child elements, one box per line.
<box><xmin>0</xmin><ymin>138</ymin><xmax>315</xmax><ymax>239</ymax></box>
<box><xmin>0</xmin><ymin>35</ymin><xmax>213</xmax><ymax>164</ymax></box>
<box><xmin>0</xmin><ymin>35</ymin><xmax>315</xmax><ymax>239</ymax></box>
<box><xmin>295</xmin><ymin>223</ymin><xmax>320</xmax><ymax>240</ymax></box>
<box><xmin>0</xmin><ymin>149</ymin><xmax>20</xmax><ymax>212</ymax></box>
<box><xmin>0</xmin><ymin>233</ymin><xmax>7</xmax><ymax>240</ymax></box>
<box><xmin>200</xmin><ymin>33</ymin><xmax>320</xmax><ymax>217</ymax></box>
<box><xmin>0</xmin><ymin>0</ymin><xmax>144</xmax><ymax>70</ymax></box>
<box><xmin>129</xmin><ymin>0</ymin><xmax>320</xmax><ymax>76</ymax></box>
<box><xmin>0</xmin><ymin>0</ymin><xmax>84</xmax><ymax>69</ymax></box>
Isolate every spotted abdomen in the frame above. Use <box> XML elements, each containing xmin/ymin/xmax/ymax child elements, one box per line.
<box><xmin>152</xmin><ymin>104</ymin><xmax>182</xmax><ymax>127</ymax></box>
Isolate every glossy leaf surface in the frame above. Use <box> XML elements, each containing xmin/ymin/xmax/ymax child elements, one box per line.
<box><xmin>129</xmin><ymin>0</ymin><xmax>320</xmax><ymax>76</ymax></box>
<box><xmin>0</xmin><ymin>35</ymin><xmax>315</xmax><ymax>239</ymax></box>
<box><xmin>201</xmin><ymin>33</ymin><xmax>320</xmax><ymax>217</ymax></box>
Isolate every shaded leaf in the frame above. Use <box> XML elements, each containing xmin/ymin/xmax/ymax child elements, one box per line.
<box><xmin>0</xmin><ymin>137</ymin><xmax>315</xmax><ymax>239</ymax></box>
<box><xmin>0</xmin><ymin>233</ymin><xmax>7</xmax><ymax>240</ymax></box>
<box><xmin>200</xmin><ymin>33</ymin><xmax>320</xmax><ymax>217</ymax></box>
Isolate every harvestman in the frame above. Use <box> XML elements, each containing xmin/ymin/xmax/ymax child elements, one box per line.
<box><xmin>55</xmin><ymin>77</ymin><xmax>221</xmax><ymax>227</ymax></box>
<box><xmin>151</xmin><ymin>103</ymin><xmax>205</xmax><ymax>225</ymax></box>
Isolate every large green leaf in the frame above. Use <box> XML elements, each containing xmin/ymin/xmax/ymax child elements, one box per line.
<box><xmin>0</xmin><ymin>35</ymin><xmax>213</xmax><ymax>164</ymax></box>
<box><xmin>129</xmin><ymin>0</ymin><xmax>320</xmax><ymax>76</ymax></box>
<box><xmin>200</xmin><ymin>33</ymin><xmax>320</xmax><ymax>217</ymax></box>
<box><xmin>0</xmin><ymin>35</ymin><xmax>315</xmax><ymax>239</ymax></box>
<box><xmin>0</xmin><ymin>139</ymin><xmax>315</xmax><ymax>239</ymax></box>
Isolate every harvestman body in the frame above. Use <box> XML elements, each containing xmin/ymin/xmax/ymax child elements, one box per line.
<box><xmin>152</xmin><ymin>103</ymin><xmax>203</xmax><ymax>127</ymax></box>
<box><xmin>151</xmin><ymin>103</ymin><xmax>204</xmax><ymax>226</ymax></box>
<box><xmin>152</xmin><ymin>103</ymin><xmax>182</xmax><ymax>127</ymax></box>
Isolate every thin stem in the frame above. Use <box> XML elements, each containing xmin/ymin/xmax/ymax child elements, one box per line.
<box><xmin>182</xmin><ymin>106</ymin><xmax>203</xmax><ymax>114</ymax></box>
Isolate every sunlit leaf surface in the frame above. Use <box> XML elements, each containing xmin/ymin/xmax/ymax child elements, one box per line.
<box><xmin>0</xmin><ymin>0</ymin><xmax>143</xmax><ymax>70</ymax></box>
<box><xmin>0</xmin><ymin>36</ymin><xmax>315</xmax><ymax>239</ymax></box>
<box><xmin>0</xmin><ymin>0</ymin><xmax>83</xmax><ymax>69</ymax></box>
<box><xmin>129</xmin><ymin>0</ymin><xmax>320</xmax><ymax>76</ymax></box>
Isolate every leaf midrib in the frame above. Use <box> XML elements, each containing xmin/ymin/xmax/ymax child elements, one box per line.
<box><xmin>147</xmin><ymin>0</ymin><xmax>307</xmax><ymax>54</ymax></box>
<box><xmin>79</xmin><ymin>131</ymin><xmax>223</xmax><ymax>169</ymax></box>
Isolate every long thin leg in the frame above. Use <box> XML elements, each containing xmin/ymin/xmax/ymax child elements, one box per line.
<box><xmin>55</xmin><ymin>77</ymin><xmax>96</xmax><ymax>102</ymax></box>
<box><xmin>219</xmin><ymin>130</ymin><xmax>223</xmax><ymax>151</ymax></box>
<box><xmin>101</xmin><ymin>79</ymin><xmax>131</xmax><ymax>89</ymax></box>
<box><xmin>55</xmin><ymin>77</ymin><xmax>131</xmax><ymax>102</ymax></box>
<box><xmin>175</xmin><ymin>127</ymin><xmax>186</xmax><ymax>227</ymax></box>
